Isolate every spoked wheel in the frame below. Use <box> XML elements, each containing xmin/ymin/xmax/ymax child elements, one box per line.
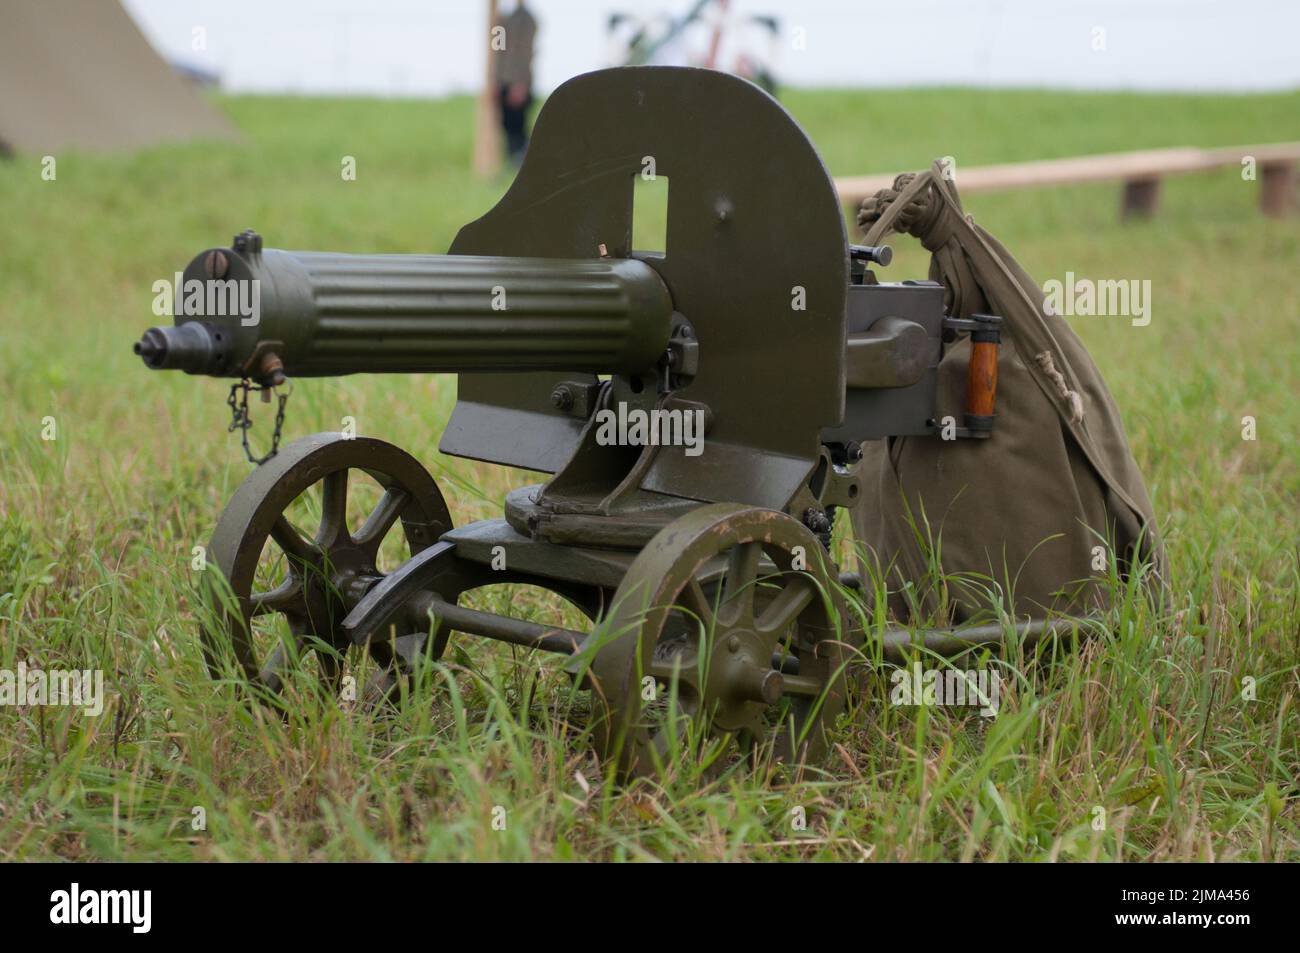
<box><xmin>586</xmin><ymin>503</ymin><xmax>853</xmax><ymax>779</ymax></box>
<box><xmin>202</xmin><ymin>432</ymin><xmax>452</xmax><ymax>701</ymax></box>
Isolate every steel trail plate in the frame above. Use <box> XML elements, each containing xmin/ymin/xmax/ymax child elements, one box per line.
<box><xmin>441</xmin><ymin>66</ymin><xmax>848</xmax><ymax>511</ymax></box>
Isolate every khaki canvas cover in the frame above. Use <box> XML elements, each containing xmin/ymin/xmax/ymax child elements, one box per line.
<box><xmin>0</xmin><ymin>0</ymin><xmax>234</xmax><ymax>155</ymax></box>
<box><xmin>853</xmin><ymin>161</ymin><xmax>1164</xmax><ymax>622</ymax></box>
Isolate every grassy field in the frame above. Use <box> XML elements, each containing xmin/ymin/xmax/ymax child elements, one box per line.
<box><xmin>1</xmin><ymin>86</ymin><xmax>1298</xmax><ymax>861</ymax></box>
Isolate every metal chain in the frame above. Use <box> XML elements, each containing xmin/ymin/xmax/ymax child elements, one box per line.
<box><xmin>226</xmin><ymin>378</ymin><xmax>290</xmax><ymax>465</ymax></box>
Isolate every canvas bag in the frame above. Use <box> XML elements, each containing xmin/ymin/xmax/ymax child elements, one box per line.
<box><xmin>852</xmin><ymin>160</ymin><xmax>1164</xmax><ymax>622</ymax></box>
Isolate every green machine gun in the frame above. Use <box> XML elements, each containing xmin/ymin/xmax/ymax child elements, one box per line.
<box><xmin>134</xmin><ymin>67</ymin><xmax>1007</xmax><ymax>776</ymax></box>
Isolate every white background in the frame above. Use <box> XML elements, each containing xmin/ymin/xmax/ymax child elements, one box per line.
<box><xmin>122</xmin><ymin>0</ymin><xmax>1300</xmax><ymax>96</ymax></box>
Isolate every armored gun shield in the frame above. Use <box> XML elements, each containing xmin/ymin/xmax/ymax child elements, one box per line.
<box><xmin>443</xmin><ymin>67</ymin><xmax>850</xmax><ymax>509</ymax></box>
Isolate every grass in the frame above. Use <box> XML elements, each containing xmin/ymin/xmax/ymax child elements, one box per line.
<box><xmin>1</xmin><ymin>85</ymin><xmax>1298</xmax><ymax>861</ymax></box>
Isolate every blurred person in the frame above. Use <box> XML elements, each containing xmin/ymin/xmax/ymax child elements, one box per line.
<box><xmin>493</xmin><ymin>0</ymin><xmax>537</xmax><ymax>165</ymax></box>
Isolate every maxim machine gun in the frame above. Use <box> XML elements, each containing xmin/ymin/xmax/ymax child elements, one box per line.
<box><xmin>135</xmin><ymin>68</ymin><xmax>1000</xmax><ymax>776</ymax></box>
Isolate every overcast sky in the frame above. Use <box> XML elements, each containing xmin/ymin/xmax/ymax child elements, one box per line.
<box><xmin>121</xmin><ymin>0</ymin><xmax>1300</xmax><ymax>96</ymax></box>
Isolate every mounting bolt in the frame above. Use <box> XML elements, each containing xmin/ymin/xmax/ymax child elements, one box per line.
<box><xmin>550</xmin><ymin>385</ymin><xmax>574</xmax><ymax>412</ymax></box>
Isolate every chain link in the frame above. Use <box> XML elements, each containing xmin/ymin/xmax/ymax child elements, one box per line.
<box><xmin>227</xmin><ymin>378</ymin><xmax>291</xmax><ymax>465</ymax></box>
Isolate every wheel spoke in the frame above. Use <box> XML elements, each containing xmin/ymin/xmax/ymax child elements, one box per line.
<box><xmin>317</xmin><ymin>468</ymin><xmax>350</xmax><ymax>548</ymax></box>
<box><xmin>250</xmin><ymin>577</ymin><xmax>303</xmax><ymax>617</ymax></box>
<box><xmin>675</xmin><ymin>577</ymin><xmax>715</xmax><ymax>630</ymax></box>
<box><xmin>353</xmin><ymin>486</ymin><xmax>410</xmax><ymax>556</ymax></box>
<box><xmin>755</xmin><ymin>574</ymin><xmax>816</xmax><ymax>636</ymax></box>
<box><xmin>270</xmin><ymin>515</ymin><xmax>318</xmax><ymax>574</ymax></box>
<box><xmin>718</xmin><ymin>541</ymin><xmax>761</xmax><ymax>626</ymax></box>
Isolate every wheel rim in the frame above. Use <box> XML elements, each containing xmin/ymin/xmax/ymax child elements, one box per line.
<box><xmin>588</xmin><ymin>503</ymin><xmax>851</xmax><ymax>778</ymax></box>
<box><xmin>202</xmin><ymin>432</ymin><xmax>451</xmax><ymax>696</ymax></box>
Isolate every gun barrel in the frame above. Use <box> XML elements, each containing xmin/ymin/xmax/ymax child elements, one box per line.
<box><xmin>135</xmin><ymin>246</ymin><xmax>674</xmax><ymax>379</ymax></box>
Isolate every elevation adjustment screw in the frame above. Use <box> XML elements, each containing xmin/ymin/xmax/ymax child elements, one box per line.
<box><xmin>204</xmin><ymin>249</ymin><xmax>229</xmax><ymax>279</ymax></box>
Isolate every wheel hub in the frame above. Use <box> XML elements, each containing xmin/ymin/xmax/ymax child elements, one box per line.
<box><xmin>298</xmin><ymin>543</ymin><xmax>380</xmax><ymax>645</ymax></box>
<box><xmin>705</xmin><ymin>627</ymin><xmax>784</xmax><ymax>732</ymax></box>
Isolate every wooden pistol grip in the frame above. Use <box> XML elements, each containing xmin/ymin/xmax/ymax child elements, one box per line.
<box><xmin>964</xmin><ymin>340</ymin><xmax>999</xmax><ymax>419</ymax></box>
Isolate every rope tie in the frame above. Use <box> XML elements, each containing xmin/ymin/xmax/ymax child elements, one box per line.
<box><xmin>858</xmin><ymin>172</ymin><xmax>947</xmax><ymax>246</ymax></box>
<box><xmin>1035</xmin><ymin>350</ymin><xmax>1085</xmax><ymax>424</ymax></box>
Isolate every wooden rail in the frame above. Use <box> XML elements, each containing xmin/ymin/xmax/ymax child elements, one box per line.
<box><xmin>834</xmin><ymin>142</ymin><xmax>1300</xmax><ymax>219</ymax></box>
